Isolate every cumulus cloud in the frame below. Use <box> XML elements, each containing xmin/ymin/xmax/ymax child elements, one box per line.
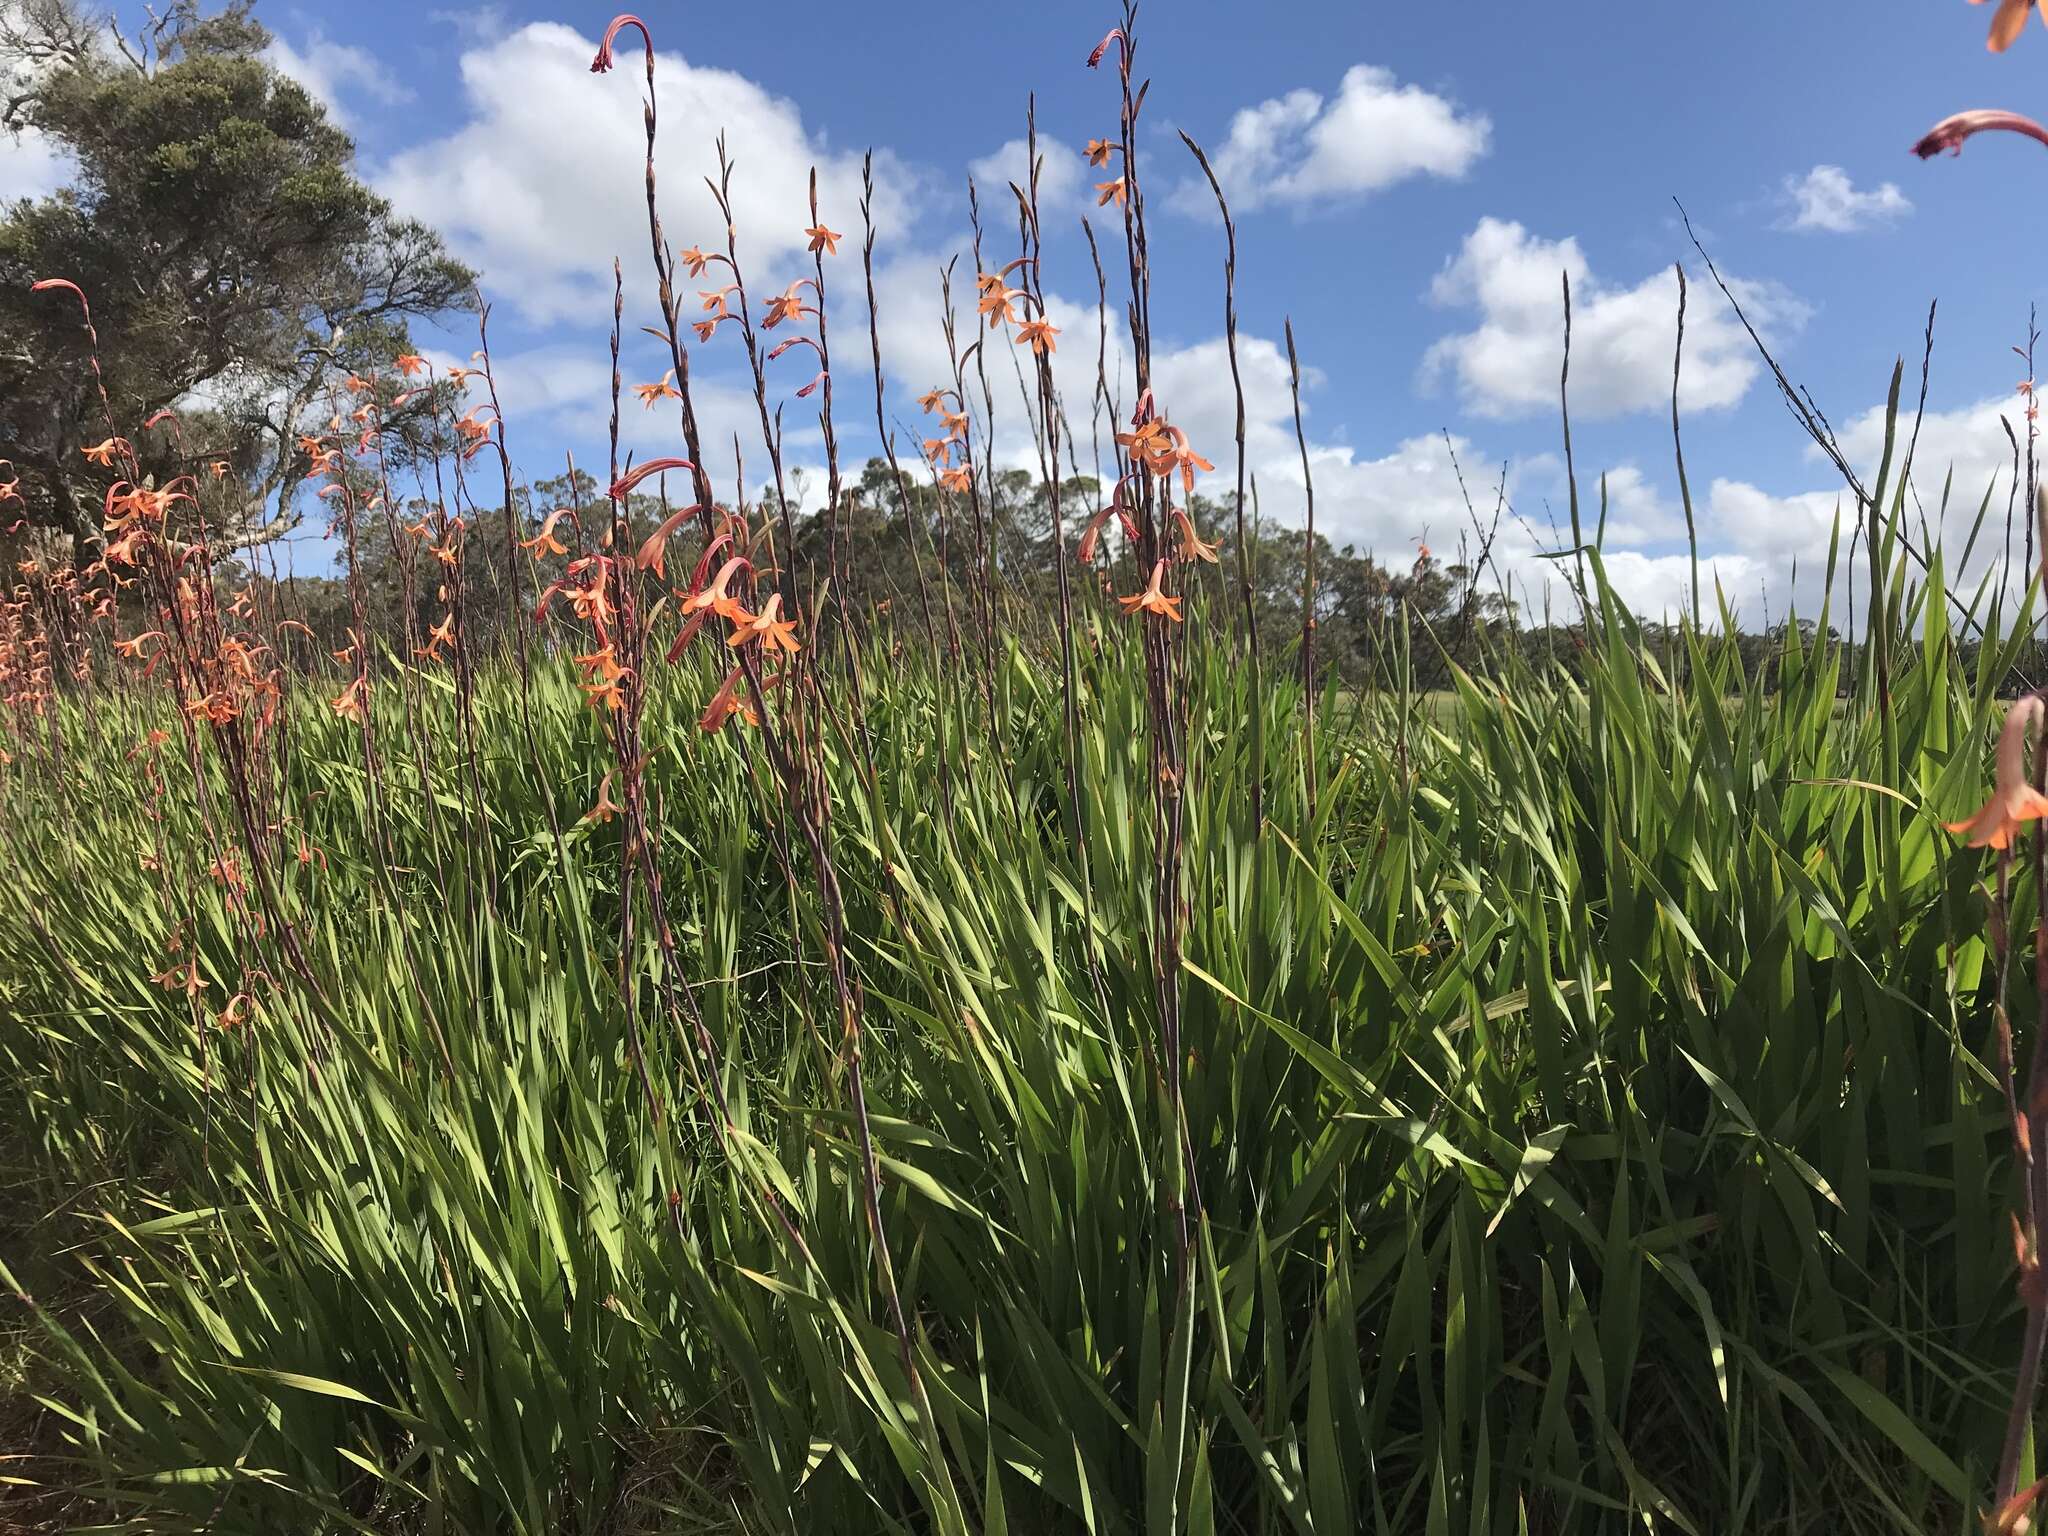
<box><xmin>1781</xmin><ymin>165</ymin><xmax>1911</xmax><ymax>234</ymax></box>
<box><xmin>1420</xmin><ymin>217</ymin><xmax>1806</xmax><ymax>420</ymax></box>
<box><xmin>1174</xmin><ymin>64</ymin><xmax>1489</xmax><ymax>216</ymax></box>
<box><xmin>967</xmin><ymin>137</ymin><xmax>1084</xmax><ymax>215</ymax></box>
<box><xmin>0</xmin><ymin>127</ymin><xmax>67</xmax><ymax>202</ymax></box>
<box><xmin>265</xmin><ymin>32</ymin><xmax>412</xmax><ymax>128</ymax></box>
<box><xmin>379</xmin><ymin>22</ymin><xmax>917</xmax><ymax>325</ymax></box>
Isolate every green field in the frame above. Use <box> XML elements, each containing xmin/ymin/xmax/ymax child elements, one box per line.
<box><xmin>3</xmin><ymin>544</ymin><xmax>2042</xmax><ymax>1533</ymax></box>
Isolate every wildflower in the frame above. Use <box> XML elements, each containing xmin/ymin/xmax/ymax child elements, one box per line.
<box><xmin>1086</xmin><ymin>26</ymin><xmax>1128</xmax><ymax>72</ymax></box>
<box><xmin>683</xmin><ymin>555</ymin><xmax>751</xmax><ymax>622</ymax></box>
<box><xmin>938</xmin><ymin>464</ymin><xmax>973</xmax><ymax>494</ymax></box>
<box><xmin>698</xmin><ymin>666</ymin><xmax>757</xmax><ymax>732</ymax></box>
<box><xmin>608</xmin><ymin>456</ymin><xmax>696</xmax><ymax>502</ymax></box>
<box><xmin>81</xmin><ymin>438</ymin><xmax>124</xmax><ymax>467</ymax></box>
<box><xmin>1948</xmin><ymin>695</ymin><xmax>2048</xmax><ymax>850</ymax></box>
<box><xmin>151</xmin><ymin>959</ymin><xmax>206</xmax><ymax>999</ymax></box>
<box><xmin>394</xmin><ymin>352</ymin><xmax>426</xmax><ymax>377</ymax></box>
<box><xmin>1086</xmin><ymin>137</ymin><xmax>1117</xmax><ymax>166</ymax></box>
<box><xmin>584</xmin><ymin>770</ymin><xmax>625</xmax><ymax>823</ymax></box>
<box><xmin>333</xmin><ymin>676</ymin><xmax>367</xmax><ymax>722</ymax></box>
<box><xmin>416</xmin><ymin>612</ymin><xmax>456</xmax><ymax>660</ymax></box>
<box><xmin>978</xmin><ymin>283</ymin><xmax>1021</xmax><ymax>328</ymax></box>
<box><xmin>679</xmin><ymin>246</ymin><xmax>711</xmax><ymax>277</ymax></box>
<box><xmin>636</xmin><ymin>504</ymin><xmax>706</xmax><ymax>578</ymax></box>
<box><xmin>917</xmin><ymin>386</ymin><xmax>947</xmax><ymax>413</ymax></box>
<box><xmin>576</xmin><ymin>645</ymin><xmax>630</xmax><ymax>711</ymax></box>
<box><xmin>705</xmin><ymin>665</ymin><xmax>784</xmax><ymax>731</ymax></box>
<box><xmin>590</xmin><ymin>12</ymin><xmax>652</xmax><ymax>73</ymax></box>
<box><xmin>1117</xmin><ymin>559</ymin><xmax>1183</xmax><ymax>622</ymax></box>
<box><xmin>635</xmin><ymin>370</ymin><xmax>681</xmax><ymax>408</ymax></box>
<box><xmin>522</xmin><ymin>508</ymin><xmax>574</xmax><ymax>557</ymax></box>
<box><xmin>924</xmin><ymin>437</ymin><xmax>955</xmax><ymax>467</ymax></box>
<box><xmin>114</xmin><ymin>631</ymin><xmax>166</xmax><ymax>660</ymax></box>
<box><xmin>1171</xmin><ymin>506</ymin><xmax>1218</xmax><ymax>564</ymax></box>
<box><xmin>1095</xmin><ymin>177</ymin><xmax>1128</xmax><ymax>208</ymax></box>
<box><xmin>692</xmin><ymin>314</ymin><xmax>724</xmax><ymax>343</ymax></box>
<box><xmin>763</xmin><ymin>281</ymin><xmax>813</xmax><ymax>329</ymax></box>
<box><xmin>727</xmin><ymin>591</ymin><xmax>801</xmax><ymax>654</ymax></box>
<box><xmin>1016</xmin><ymin>317</ymin><xmax>1059</xmax><ymax>355</ymax></box>
<box><xmin>1913</xmin><ymin>109</ymin><xmax>2048</xmax><ymax>158</ymax></box>
<box><xmin>805</xmin><ymin>223</ymin><xmax>843</xmax><ymax>255</ymax></box>
<box><xmin>1076</xmin><ymin>502</ymin><xmax>1119</xmax><ymax>563</ymax></box>
<box><xmin>1978</xmin><ymin>0</ymin><xmax>2048</xmax><ymax>50</ymax></box>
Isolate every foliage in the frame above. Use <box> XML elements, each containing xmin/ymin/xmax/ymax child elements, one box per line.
<box><xmin>0</xmin><ymin>0</ymin><xmax>472</xmax><ymax>548</ymax></box>
<box><xmin>0</xmin><ymin>527</ymin><xmax>2036</xmax><ymax>1532</ymax></box>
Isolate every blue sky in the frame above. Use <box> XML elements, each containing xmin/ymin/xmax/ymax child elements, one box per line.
<box><xmin>13</xmin><ymin>0</ymin><xmax>2048</xmax><ymax>619</ymax></box>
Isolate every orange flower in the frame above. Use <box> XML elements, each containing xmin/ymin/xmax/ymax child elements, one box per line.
<box><xmin>679</xmin><ymin>246</ymin><xmax>710</xmax><ymax>277</ymax></box>
<box><xmin>416</xmin><ymin>612</ymin><xmax>456</xmax><ymax>660</ymax></box>
<box><xmin>208</xmin><ymin>460</ymin><xmax>230</xmax><ymax>479</ymax></box>
<box><xmin>114</xmin><ymin>630</ymin><xmax>166</xmax><ymax>659</ymax></box>
<box><xmin>1948</xmin><ymin>696</ymin><xmax>2048</xmax><ymax>850</ymax></box>
<box><xmin>1086</xmin><ymin>137</ymin><xmax>1117</xmax><ymax>166</ymax></box>
<box><xmin>1016</xmin><ymin>317</ymin><xmax>1059</xmax><ymax>355</ymax></box>
<box><xmin>1076</xmin><ymin>502</ymin><xmax>1119</xmax><ymax>563</ymax></box>
<box><xmin>699</xmin><ymin>664</ymin><xmax>784</xmax><ymax>732</ymax></box>
<box><xmin>763</xmin><ymin>281</ymin><xmax>814</xmax><ymax>329</ymax></box>
<box><xmin>684</xmin><ymin>555</ymin><xmax>751</xmax><ymax>622</ymax></box>
<box><xmin>1095</xmin><ymin>178</ymin><xmax>1128</xmax><ymax>209</ymax></box>
<box><xmin>522</xmin><ymin>507</ymin><xmax>573</xmax><ymax>557</ymax></box>
<box><xmin>575</xmin><ymin>645</ymin><xmax>631</xmax><ymax>711</ymax></box>
<box><xmin>636</xmin><ymin>504</ymin><xmax>706</xmax><ymax>578</ymax></box>
<box><xmin>924</xmin><ymin>437</ymin><xmax>955</xmax><ymax>467</ymax></box>
<box><xmin>584</xmin><ymin>769</ymin><xmax>625</xmax><ymax>823</ymax></box>
<box><xmin>1978</xmin><ymin>0</ymin><xmax>2048</xmax><ymax>49</ymax></box>
<box><xmin>333</xmin><ymin>676</ymin><xmax>368</xmax><ymax>721</ymax></box>
<box><xmin>394</xmin><ymin>352</ymin><xmax>427</xmax><ymax>377</ymax></box>
<box><xmin>1171</xmin><ymin>506</ymin><xmax>1218</xmax><ymax>564</ymax></box>
<box><xmin>978</xmin><ymin>283</ymin><xmax>1021</xmax><ymax>328</ymax></box>
<box><xmin>916</xmin><ymin>386</ymin><xmax>949</xmax><ymax>414</ymax></box>
<box><xmin>635</xmin><ymin>370</ymin><xmax>681</xmax><ymax>407</ymax></box>
<box><xmin>151</xmin><ymin>958</ymin><xmax>207</xmax><ymax>999</ymax></box>
<box><xmin>81</xmin><ymin>438</ymin><xmax>124</xmax><ymax>467</ymax></box>
<box><xmin>805</xmin><ymin>223</ymin><xmax>843</xmax><ymax>255</ymax></box>
<box><xmin>938</xmin><ymin>464</ymin><xmax>973</xmax><ymax>493</ymax></box>
<box><xmin>1117</xmin><ymin>559</ymin><xmax>1182</xmax><ymax>622</ymax></box>
<box><xmin>727</xmin><ymin>591</ymin><xmax>801</xmax><ymax>654</ymax></box>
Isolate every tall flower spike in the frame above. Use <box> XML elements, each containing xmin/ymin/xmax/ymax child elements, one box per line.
<box><xmin>1948</xmin><ymin>695</ymin><xmax>2048</xmax><ymax>850</ymax></box>
<box><xmin>590</xmin><ymin>14</ymin><xmax>653</xmax><ymax>73</ymax></box>
<box><xmin>1913</xmin><ymin>109</ymin><xmax>2048</xmax><ymax>159</ymax></box>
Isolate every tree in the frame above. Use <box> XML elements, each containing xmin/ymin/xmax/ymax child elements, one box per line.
<box><xmin>0</xmin><ymin>0</ymin><xmax>473</xmax><ymax>552</ymax></box>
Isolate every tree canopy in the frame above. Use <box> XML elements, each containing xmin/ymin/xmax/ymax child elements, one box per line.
<box><xmin>0</xmin><ymin>0</ymin><xmax>473</xmax><ymax>550</ymax></box>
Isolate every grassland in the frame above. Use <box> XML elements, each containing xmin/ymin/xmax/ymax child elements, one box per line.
<box><xmin>0</xmin><ymin>539</ymin><xmax>2040</xmax><ymax>1533</ymax></box>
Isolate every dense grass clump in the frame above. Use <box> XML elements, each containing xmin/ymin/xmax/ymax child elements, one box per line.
<box><xmin>0</xmin><ymin>541</ymin><xmax>2037</xmax><ymax>1533</ymax></box>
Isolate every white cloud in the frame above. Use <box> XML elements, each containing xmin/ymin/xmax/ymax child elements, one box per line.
<box><xmin>968</xmin><ymin>137</ymin><xmax>1084</xmax><ymax>216</ymax></box>
<box><xmin>0</xmin><ymin>127</ymin><xmax>67</xmax><ymax>202</ymax></box>
<box><xmin>1421</xmin><ymin>216</ymin><xmax>1806</xmax><ymax>420</ymax></box>
<box><xmin>1781</xmin><ymin>165</ymin><xmax>1911</xmax><ymax>234</ymax></box>
<box><xmin>265</xmin><ymin>32</ymin><xmax>412</xmax><ymax>129</ymax></box>
<box><xmin>1175</xmin><ymin>64</ymin><xmax>1488</xmax><ymax>215</ymax></box>
<box><xmin>379</xmin><ymin>22</ymin><xmax>917</xmax><ymax>326</ymax></box>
